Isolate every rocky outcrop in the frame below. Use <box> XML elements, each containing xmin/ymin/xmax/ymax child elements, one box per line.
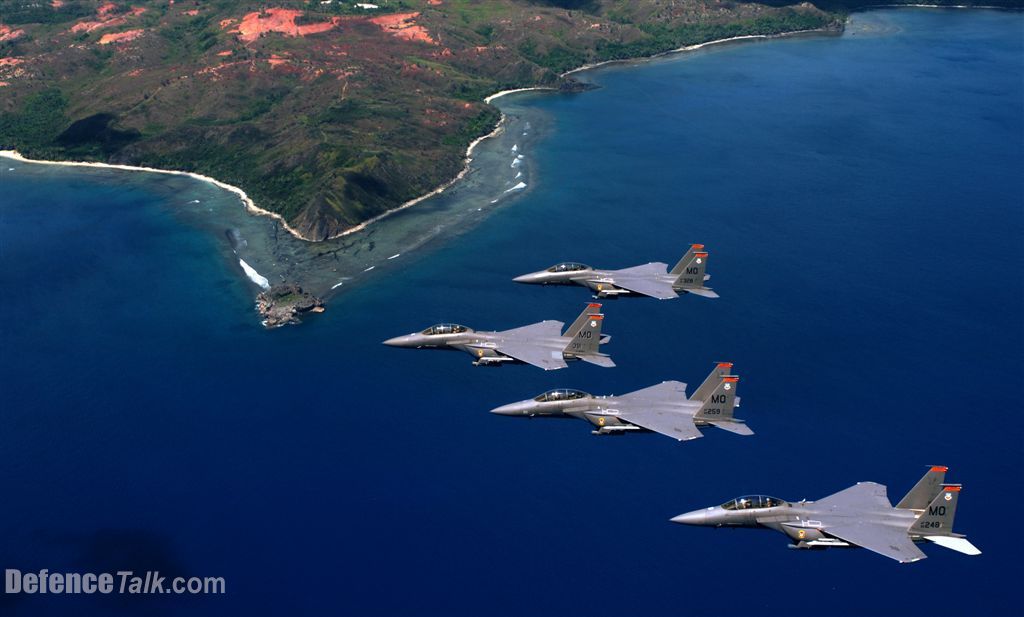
<box><xmin>256</xmin><ymin>283</ymin><xmax>324</xmax><ymax>328</ymax></box>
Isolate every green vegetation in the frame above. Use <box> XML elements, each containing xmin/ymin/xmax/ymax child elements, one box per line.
<box><xmin>442</xmin><ymin>107</ymin><xmax>501</xmax><ymax>148</ymax></box>
<box><xmin>2</xmin><ymin>1</ymin><xmax>94</xmax><ymax>25</ymax></box>
<box><xmin>597</xmin><ymin>11</ymin><xmax>834</xmax><ymax>61</ymax></box>
<box><xmin>0</xmin><ymin>0</ymin><xmax>843</xmax><ymax>239</ymax></box>
<box><xmin>0</xmin><ymin>89</ymin><xmax>69</xmax><ymax>157</ymax></box>
<box><xmin>519</xmin><ymin>40</ymin><xmax>587</xmax><ymax>74</ymax></box>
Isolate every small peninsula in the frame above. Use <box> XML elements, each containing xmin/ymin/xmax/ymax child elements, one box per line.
<box><xmin>257</xmin><ymin>283</ymin><xmax>325</xmax><ymax>327</ymax></box>
<box><xmin>1</xmin><ymin>0</ymin><xmax>843</xmax><ymax>241</ymax></box>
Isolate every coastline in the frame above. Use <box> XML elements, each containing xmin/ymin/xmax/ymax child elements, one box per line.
<box><xmin>0</xmin><ymin>26</ymin><xmax>840</xmax><ymax>250</ymax></box>
<box><xmin>331</xmin><ymin>25</ymin><xmax>844</xmax><ymax>237</ymax></box>
<box><xmin>1</xmin><ymin>113</ymin><xmax>509</xmax><ymax>245</ymax></box>
<box><xmin>856</xmin><ymin>4</ymin><xmax>1019</xmax><ymax>8</ymax></box>
<box><xmin>321</xmin><ymin>115</ymin><xmax>509</xmax><ymax>240</ymax></box>
<box><xmin>562</xmin><ymin>27</ymin><xmax>840</xmax><ymax>78</ymax></box>
<box><xmin>0</xmin><ymin>149</ymin><xmax>308</xmax><ymax>240</ymax></box>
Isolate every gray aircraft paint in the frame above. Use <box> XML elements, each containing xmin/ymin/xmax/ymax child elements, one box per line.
<box><xmin>670</xmin><ymin>469</ymin><xmax>981</xmax><ymax>563</ymax></box>
<box><xmin>382</xmin><ymin>303</ymin><xmax>614</xmax><ymax>370</ymax></box>
<box><xmin>490</xmin><ymin>363</ymin><xmax>752</xmax><ymax>440</ymax></box>
<box><xmin>512</xmin><ymin>244</ymin><xmax>719</xmax><ymax>300</ymax></box>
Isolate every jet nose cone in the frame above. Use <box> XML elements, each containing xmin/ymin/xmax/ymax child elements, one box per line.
<box><xmin>490</xmin><ymin>401</ymin><xmax>533</xmax><ymax>416</ymax></box>
<box><xmin>513</xmin><ymin>272</ymin><xmax>544</xmax><ymax>284</ymax></box>
<box><xmin>670</xmin><ymin>510</ymin><xmax>708</xmax><ymax>526</ymax></box>
<box><xmin>383</xmin><ymin>334</ymin><xmax>416</xmax><ymax>347</ymax></box>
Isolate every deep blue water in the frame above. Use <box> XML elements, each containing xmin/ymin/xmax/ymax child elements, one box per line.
<box><xmin>1</xmin><ymin>9</ymin><xmax>1022</xmax><ymax>617</ymax></box>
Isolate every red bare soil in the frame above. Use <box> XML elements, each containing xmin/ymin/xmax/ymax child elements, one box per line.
<box><xmin>0</xmin><ymin>25</ymin><xmax>26</xmax><ymax>42</ymax></box>
<box><xmin>368</xmin><ymin>12</ymin><xmax>436</xmax><ymax>45</ymax></box>
<box><xmin>98</xmin><ymin>29</ymin><xmax>145</xmax><ymax>45</ymax></box>
<box><xmin>229</xmin><ymin>8</ymin><xmax>341</xmax><ymax>43</ymax></box>
<box><xmin>70</xmin><ymin>6</ymin><xmax>146</xmax><ymax>34</ymax></box>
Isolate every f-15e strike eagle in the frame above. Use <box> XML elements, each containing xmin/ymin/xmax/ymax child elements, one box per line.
<box><xmin>513</xmin><ymin>244</ymin><xmax>718</xmax><ymax>300</ymax></box>
<box><xmin>383</xmin><ymin>303</ymin><xmax>614</xmax><ymax>370</ymax></box>
<box><xmin>491</xmin><ymin>362</ymin><xmax>750</xmax><ymax>440</ymax></box>
<box><xmin>671</xmin><ymin>466</ymin><xmax>981</xmax><ymax>563</ymax></box>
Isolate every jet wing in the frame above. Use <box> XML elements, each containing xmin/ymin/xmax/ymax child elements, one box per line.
<box><xmin>816</xmin><ymin>482</ymin><xmax>894</xmax><ymax>511</ymax></box>
<box><xmin>824</xmin><ymin>522</ymin><xmax>927</xmax><ymax>563</ymax></box>
<box><xmin>589</xmin><ymin>263</ymin><xmax>677</xmax><ymax>300</ymax></box>
<box><xmin>615</xmin><ymin>406</ymin><xmax>703</xmax><ymax>441</ymax></box>
<box><xmin>611</xmin><ymin>262</ymin><xmax>670</xmax><ymax>276</ymax></box>
<box><xmin>618</xmin><ymin>380</ymin><xmax>689</xmax><ymax>401</ymax></box>
<box><xmin>611</xmin><ymin>382</ymin><xmax>701</xmax><ymax>440</ymax></box>
<box><xmin>493</xmin><ymin>340</ymin><xmax>568</xmax><ymax>371</ymax></box>
<box><xmin>606</xmin><ymin>276</ymin><xmax>678</xmax><ymax>300</ymax></box>
<box><xmin>496</xmin><ymin>320</ymin><xmax>564</xmax><ymax>340</ymax></box>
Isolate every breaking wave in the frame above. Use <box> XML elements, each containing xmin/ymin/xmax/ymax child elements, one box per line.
<box><xmin>239</xmin><ymin>259</ymin><xmax>271</xmax><ymax>289</ymax></box>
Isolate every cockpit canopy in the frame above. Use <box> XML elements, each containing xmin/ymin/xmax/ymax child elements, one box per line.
<box><xmin>421</xmin><ymin>324</ymin><xmax>471</xmax><ymax>336</ymax></box>
<box><xmin>546</xmin><ymin>262</ymin><xmax>590</xmax><ymax>273</ymax></box>
<box><xmin>534</xmin><ymin>389</ymin><xmax>591</xmax><ymax>402</ymax></box>
<box><xmin>721</xmin><ymin>495</ymin><xmax>786</xmax><ymax>510</ymax></box>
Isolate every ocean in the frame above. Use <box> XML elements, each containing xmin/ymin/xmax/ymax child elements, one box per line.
<box><xmin>0</xmin><ymin>9</ymin><xmax>1021</xmax><ymax>616</ymax></box>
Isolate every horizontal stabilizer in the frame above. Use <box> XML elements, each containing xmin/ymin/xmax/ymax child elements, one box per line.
<box><xmin>709</xmin><ymin>421</ymin><xmax>754</xmax><ymax>436</ymax></box>
<box><xmin>579</xmin><ymin>354</ymin><xmax>616</xmax><ymax>368</ymax></box>
<box><xmin>684</xmin><ymin>288</ymin><xmax>720</xmax><ymax>299</ymax></box>
<box><xmin>924</xmin><ymin>536</ymin><xmax>981</xmax><ymax>556</ymax></box>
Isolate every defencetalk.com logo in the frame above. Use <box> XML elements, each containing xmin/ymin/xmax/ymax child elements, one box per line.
<box><xmin>5</xmin><ymin>569</ymin><xmax>225</xmax><ymax>595</ymax></box>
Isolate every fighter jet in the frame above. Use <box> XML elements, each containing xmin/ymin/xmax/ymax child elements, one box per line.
<box><xmin>512</xmin><ymin>244</ymin><xmax>718</xmax><ymax>300</ymax></box>
<box><xmin>671</xmin><ymin>467</ymin><xmax>981</xmax><ymax>563</ymax></box>
<box><xmin>382</xmin><ymin>303</ymin><xmax>614</xmax><ymax>370</ymax></box>
<box><xmin>491</xmin><ymin>362</ymin><xmax>750</xmax><ymax>440</ymax></box>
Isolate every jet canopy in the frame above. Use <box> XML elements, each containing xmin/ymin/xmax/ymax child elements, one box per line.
<box><xmin>534</xmin><ymin>389</ymin><xmax>591</xmax><ymax>402</ymax></box>
<box><xmin>546</xmin><ymin>262</ymin><xmax>591</xmax><ymax>273</ymax></box>
<box><xmin>420</xmin><ymin>324</ymin><xmax>472</xmax><ymax>335</ymax></box>
<box><xmin>721</xmin><ymin>495</ymin><xmax>787</xmax><ymax>510</ymax></box>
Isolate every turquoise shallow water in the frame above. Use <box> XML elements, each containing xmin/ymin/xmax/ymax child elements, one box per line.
<box><xmin>1</xmin><ymin>9</ymin><xmax>1022</xmax><ymax>616</ymax></box>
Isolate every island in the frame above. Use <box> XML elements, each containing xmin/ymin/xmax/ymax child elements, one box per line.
<box><xmin>256</xmin><ymin>283</ymin><xmax>325</xmax><ymax>327</ymax></box>
<box><xmin>1</xmin><ymin>0</ymin><xmax>844</xmax><ymax>242</ymax></box>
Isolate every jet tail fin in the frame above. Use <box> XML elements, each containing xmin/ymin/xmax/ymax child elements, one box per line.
<box><xmin>909</xmin><ymin>485</ymin><xmax>963</xmax><ymax>536</ymax></box>
<box><xmin>691</xmin><ymin>362</ymin><xmax>734</xmax><ymax>401</ymax></box>
<box><xmin>670</xmin><ymin>244</ymin><xmax>704</xmax><ymax>276</ymax></box>
<box><xmin>896</xmin><ymin>466</ymin><xmax>947</xmax><ymax>510</ymax></box>
<box><xmin>563</xmin><ymin>303</ymin><xmax>602</xmax><ymax>338</ymax></box>
<box><xmin>670</xmin><ymin>244</ymin><xmax>714</xmax><ymax>295</ymax></box>
<box><xmin>694</xmin><ymin>375</ymin><xmax>740</xmax><ymax>422</ymax></box>
<box><xmin>563</xmin><ymin>312</ymin><xmax>604</xmax><ymax>357</ymax></box>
